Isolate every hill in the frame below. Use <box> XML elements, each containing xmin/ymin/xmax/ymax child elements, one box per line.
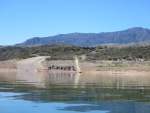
<box><xmin>17</xmin><ymin>27</ymin><xmax>150</xmax><ymax>46</ymax></box>
<box><xmin>1</xmin><ymin>44</ymin><xmax>150</xmax><ymax>61</ymax></box>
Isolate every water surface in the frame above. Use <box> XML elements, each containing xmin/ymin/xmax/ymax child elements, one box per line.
<box><xmin>0</xmin><ymin>71</ymin><xmax>150</xmax><ymax>113</ymax></box>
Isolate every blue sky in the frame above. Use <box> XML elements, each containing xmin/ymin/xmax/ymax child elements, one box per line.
<box><xmin>0</xmin><ymin>0</ymin><xmax>150</xmax><ymax>45</ymax></box>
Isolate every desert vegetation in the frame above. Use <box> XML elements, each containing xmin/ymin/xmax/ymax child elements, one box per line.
<box><xmin>0</xmin><ymin>44</ymin><xmax>150</xmax><ymax>61</ymax></box>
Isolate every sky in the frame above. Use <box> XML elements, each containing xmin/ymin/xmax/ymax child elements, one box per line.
<box><xmin>0</xmin><ymin>0</ymin><xmax>150</xmax><ymax>45</ymax></box>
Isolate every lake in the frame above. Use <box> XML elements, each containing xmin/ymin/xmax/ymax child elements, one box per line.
<box><xmin>0</xmin><ymin>71</ymin><xmax>150</xmax><ymax>113</ymax></box>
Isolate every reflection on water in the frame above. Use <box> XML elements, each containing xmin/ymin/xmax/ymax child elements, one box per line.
<box><xmin>0</xmin><ymin>71</ymin><xmax>150</xmax><ymax>113</ymax></box>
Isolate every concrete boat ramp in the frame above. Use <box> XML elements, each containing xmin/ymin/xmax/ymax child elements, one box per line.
<box><xmin>17</xmin><ymin>56</ymin><xmax>46</xmax><ymax>72</ymax></box>
<box><xmin>17</xmin><ymin>56</ymin><xmax>81</xmax><ymax>73</ymax></box>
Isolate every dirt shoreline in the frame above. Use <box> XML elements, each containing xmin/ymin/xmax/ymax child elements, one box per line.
<box><xmin>42</xmin><ymin>60</ymin><xmax>150</xmax><ymax>75</ymax></box>
<box><xmin>0</xmin><ymin>60</ymin><xmax>18</xmax><ymax>72</ymax></box>
<box><xmin>0</xmin><ymin>60</ymin><xmax>18</xmax><ymax>69</ymax></box>
<box><xmin>0</xmin><ymin>59</ymin><xmax>150</xmax><ymax>75</ymax></box>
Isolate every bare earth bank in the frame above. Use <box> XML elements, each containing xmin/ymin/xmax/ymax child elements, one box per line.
<box><xmin>0</xmin><ymin>58</ymin><xmax>150</xmax><ymax>75</ymax></box>
<box><xmin>42</xmin><ymin>60</ymin><xmax>150</xmax><ymax>75</ymax></box>
<box><xmin>0</xmin><ymin>60</ymin><xmax>18</xmax><ymax>72</ymax></box>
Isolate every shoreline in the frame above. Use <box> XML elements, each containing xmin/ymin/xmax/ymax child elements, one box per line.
<box><xmin>42</xmin><ymin>60</ymin><xmax>150</xmax><ymax>75</ymax></box>
<box><xmin>0</xmin><ymin>68</ymin><xmax>17</xmax><ymax>72</ymax></box>
<box><xmin>1</xmin><ymin>59</ymin><xmax>150</xmax><ymax>75</ymax></box>
<box><xmin>0</xmin><ymin>60</ymin><xmax>18</xmax><ymax>72</ymax></box>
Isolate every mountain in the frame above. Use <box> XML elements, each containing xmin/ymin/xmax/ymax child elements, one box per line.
<box><xmin>18</xmin><ymin>27</ymin><xmax>150</xmax><ymax>46</ymax></box>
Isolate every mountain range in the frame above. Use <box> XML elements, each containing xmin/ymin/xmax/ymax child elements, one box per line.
<box><xmin>17</xmin><ymin>27</ymin><xmax>150</xmax><ymax>46</ymax></box>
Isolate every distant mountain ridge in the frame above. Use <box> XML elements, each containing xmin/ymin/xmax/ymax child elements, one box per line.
<box><xmin>18</xmin><ymin>27</ymin><xmax>150</xmax><ymax>46</ymax></box>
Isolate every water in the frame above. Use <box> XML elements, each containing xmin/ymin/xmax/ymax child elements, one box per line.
<box><xmin>0</xmin><ymin>71</ymin><xmax>150</xmax><ymax>113</ymax></box>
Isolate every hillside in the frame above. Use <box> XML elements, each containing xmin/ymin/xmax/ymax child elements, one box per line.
<box><xmin>18</xmin><ymin>27</ymin><xmax>150</xmax><ymax>46</ymax></box>
<box><xmin>1</xmin><ymin>44</ymin><xmax>150</xmax><ymax>61</ymax></box>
